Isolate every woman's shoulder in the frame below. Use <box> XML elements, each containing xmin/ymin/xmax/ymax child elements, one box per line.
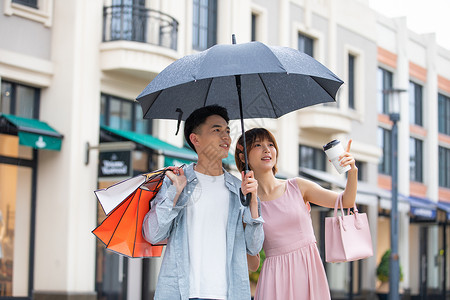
<box><xmin>289</xmin><ymin>177</ymin><xmax>319</xmax><ymax>197</ymax></box>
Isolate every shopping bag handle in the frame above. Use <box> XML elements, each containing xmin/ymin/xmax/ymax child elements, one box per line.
<box><xmin>333</xmin><ymin>193</ymin><xmax>359</xmax><ymax>218</ymax></box>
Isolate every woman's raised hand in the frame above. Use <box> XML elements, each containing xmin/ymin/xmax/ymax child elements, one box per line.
<box><xmin>339</xmin><ymin>139</ymin><xmax>357</xmax><ymax>171</ymax></box>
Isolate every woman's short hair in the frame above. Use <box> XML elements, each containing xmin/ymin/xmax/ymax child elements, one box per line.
<box><xmin>235</xmin><ymin>128</ymin><xmax>279</xmax><ymax>175</ymax></box>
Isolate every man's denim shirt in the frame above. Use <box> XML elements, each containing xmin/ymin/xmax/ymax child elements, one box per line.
<box><xmin>142</xmin><ymin>163</ymin><xmax>264</xmax><ymax>300</ymax></box>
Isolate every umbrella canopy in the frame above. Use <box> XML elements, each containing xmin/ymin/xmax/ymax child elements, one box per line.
<box><xmin>136</xmin><ymin>39</ymin><xmax>344</xmax><ymax>205</ymax></box>
<box><xmin>92</xmin><ymin>169</ymin><xmax>167</xmax><ymax>258</ymax></box>
<box><xmin>137</xmin><ymin>41</ymin><xmax>343</xmax><ymax>121</ymax></box>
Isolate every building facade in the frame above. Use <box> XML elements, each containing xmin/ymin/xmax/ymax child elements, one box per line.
<box><xmin>0</xmin><ymin>0</ymin><xmax>449</xmax><ymax>299</ymax></box>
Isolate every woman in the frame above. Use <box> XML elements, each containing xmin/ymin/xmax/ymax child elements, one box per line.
<box><xmin>237</xmin><ymin>128</ymin><xmax>357</xmax><ymax>300</ymax></box>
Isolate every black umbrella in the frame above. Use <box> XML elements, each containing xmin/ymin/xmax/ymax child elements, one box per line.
<box><xmin>137</xmin><ymin>36</ymin><xmax>343</xmax><ymax>205</ymax></box>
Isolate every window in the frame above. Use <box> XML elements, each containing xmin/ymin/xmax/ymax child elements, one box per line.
<box><xmin>193</xmin><ymin>0</ymin><xmax>217</xmax><ymax>50</ymax></box>
<box><xmin>100</xmin><ymin>94</ymin><xmax>152</xmax><ymax>134</ymax></box>
<box><xmin>355</xmin><ymin>161</ymin><xmax>365</xmax><ymax>181</ymax></box>
<box><xmin>438</xmin><ymin>93</ymin><xmax>450</xmax><ymax>135</ymax></box>
<box><xmin>299</xmin><ymin>145</ymin><xmax>326</xmax><ymax>171</ymax></box>
<box><xmin>251</xmin><ymin>13</ymin><xmax>257</xmax><ymax>42</ymax></box>
<box><xmin>409</xmin><ymin>81</ymin><xmax>423</xmax><ymax>126</ymax></box>
<box><xmin>378</xmin><ymin>127</ymin><xmax>391</xmax><ymax>175</ymax></box>
<box><xmin>348</xmin><ymin>54</ymin><xmax>356</xmax><ymax>109</ymax></box>
<box><xmin>410</xmin><ymin>137</ymin><xmax>423</xmax><ymax>182</ymax></box>
<box><xmin>1</xmin><ymin>80</ymin><xmax>40</xmax><ymax>119</ymax></box>
<box><xmin>110</xmin><ymin>0</ymin><xmax>146</xmax><ymax>42</ymax></box>
<box><xmin>439</xmin><ymin>146</ymin><xmax>450</xmax><ymax>188</ymax></box>
<box><xmin>298</xmin><ymin>33</ymin><xmax>314</xmax><ymax>57</ymax></box>
<box><xmin>4</xmin><ymin>0</ymin><xmax>53</xmax><ymax>26</ymax></box>
<box><xmin>377</xmin><ymin>67</ymin><xmax>393</xmax><ymax>115</ymax></box>
<box><xmin>12</xmin><ymin>0</ymin><xmax>37</xmax><ymax>8</ymax></box>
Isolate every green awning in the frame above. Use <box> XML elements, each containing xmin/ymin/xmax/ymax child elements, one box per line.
<box><xmin>0</xmin><ymin>114</ymin><xmax>63</xmax><ymax>151</ymax></box>
<box><xmin>101</xmin><ymin>125</ymin><xmax>198</xmax><ymax>161</ymax></box>
<box><xmin>101</xmin><ymin>125</ymin><xmax>235</xmax><ymax>165</ymax></box>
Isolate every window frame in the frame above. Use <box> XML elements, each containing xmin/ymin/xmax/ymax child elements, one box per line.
<box><xmin>299</xmin><ymin>144</ymin><xmax>326</xmax><ymax>171</ymax></box>
<box><xmin>192</xmin><ymin>0</ymin><xmax>217</xmax><ymax>51</ymax></box>
<box><xmin>348</xmin><ymin>53</ymin><xmax>356</xmax><ymax>110</ymax></box>
<box><xmin>409</xmin><ymin>81</ymin><xmax>423</xmax><ymax>126</ymax></box>
<box><xmin>100</xmin><ymin>94</ymin><xmax>152</xmax><ymax>135</ymax></box>
<box><xmin>298</xmin><ymin>32</ymin><xmax>314</xmax><ymax>57</ymax></box>
<box><xmin>438</xmin><ymin>93</ymin><xmax>450</xmax><ymax>135</ymax></box>
<box><xmin>12</xmin><ymin>0</ymin><xmax>37</xmax><ymax>8</ymax></box>
<box><xmin>3</xmin><ymin>0</ymin><xmax>54</xmax><ymax>27</ymax></box>
<box><xmin>409</xmin><ymin>137</ymin><xmax>423</xmax><ymax>182</ymax></box>
<box><xmin>377</xmin><ymin>67</ymin><xmax>393</xmax><ymax>115</ymax></box>
<box><xmin>355</xmin><ymin>161</ymin><xmax>365</xmax><ymax>181</ymax></box>
<box><xmin>438</xmin><ymin>146</ymin><xmax>450</xmax><ymax>188</ymax></box>
<box><xmin>378</xmin><ymin>127</ymin><xmax>392</xmax><ymax>175</ymax></box>
<box><xmin>251</xmin><ymin>13</ymin><xmax>257</xmax><ymax>42</ymax></box>
<box><xmin>1</xmin><ymin>80</ymin><xmax>40</xmax><ymax>119</ymax></box>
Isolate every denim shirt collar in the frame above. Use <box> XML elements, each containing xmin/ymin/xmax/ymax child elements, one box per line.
<box><xmin>184</xmin><ymin>163</ymin><xmax>240</xmax><ymax>196</ymax></box>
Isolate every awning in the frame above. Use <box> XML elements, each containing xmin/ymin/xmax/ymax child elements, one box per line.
<box><xmin>101</xmin><ymin>125</ymin><xmax>235</xmax><ymax>164</ymax></box>
<box><xmin>438</xmin><ymin>201</ymin><xmax>450</xmax><ymax>220</ymax></box>
<box><xmin>408</xmin><ymin>196</ymin><xmax>437</xmax><ymax>220</ymax></box>
<box><xmin>102</xmin><ymin>125</ymin><xmax>197</xmax><ymax>161</ymax></box>
<box><xmin>0</xmin><ymin>113</ymin><xmax>63</xmax><ymax>151</ymax></box>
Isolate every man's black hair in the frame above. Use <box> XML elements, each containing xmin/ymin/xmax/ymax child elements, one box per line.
<box><xmin>184</xmin><ymin>105</ymin><xmax>230</xmax><ymax>152</ymax></box>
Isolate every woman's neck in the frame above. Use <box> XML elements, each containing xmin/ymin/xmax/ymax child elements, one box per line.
<box><xmin>254</xmin><ymin>170</ymin><xmax>280</xmax><ymax>197</ymax></box>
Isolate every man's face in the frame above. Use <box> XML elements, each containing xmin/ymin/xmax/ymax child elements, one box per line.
<box><xmin>190</xmin><ymin>115</ymin><xmax>231</xmax><ymax>160</ymax></box>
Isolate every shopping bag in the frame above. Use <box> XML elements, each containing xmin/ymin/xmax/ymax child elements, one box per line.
<box><xmin>92</xmin><ymin>168</ymin><xmax>167</xmax><ymax>257</ymax></box>
<box><xmin>325</xmin><ymin>193</ymin><xmax>373</xmax><ymax>263</ymax></box>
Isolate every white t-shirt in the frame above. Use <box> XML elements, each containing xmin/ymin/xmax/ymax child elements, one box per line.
<box><xmin>187</xmin><ymin>171</ymin><xmax>230</xmax><ymax>299</ymax></box>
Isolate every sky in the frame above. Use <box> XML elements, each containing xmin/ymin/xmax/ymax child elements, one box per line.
<box><xmin>368</xmin><ymin>0</ymin><xmax>450</xmax><ymax>50</ymax></box>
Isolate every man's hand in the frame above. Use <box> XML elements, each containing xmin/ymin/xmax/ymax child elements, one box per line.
<box><xmin>166</xmin><ymin>167</ymin><xmax>187</xmax><ymax>195</ymax></box>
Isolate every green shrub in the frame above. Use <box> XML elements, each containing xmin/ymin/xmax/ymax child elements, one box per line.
<box><xmin>376</xmin><ymin>249</ymin><xmax>403</xmax><ymax>283</ymax></box>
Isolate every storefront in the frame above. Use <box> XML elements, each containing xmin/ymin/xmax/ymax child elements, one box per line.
<box><xmin>0</xmin><ymin>114</ymin><xmax>63</xmax><ymax>299</ymax></box>
<box><xmin>437</xmin><ymin>201</ymin><xmax>450</xmax><ymax>299</ymax></box>
<box><xmin>408</xmin><ymin>196</ymin><xmax>439</xmax><ymax>298</ymax></box>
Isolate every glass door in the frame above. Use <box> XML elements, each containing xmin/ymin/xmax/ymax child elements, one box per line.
<box><xmin>0</xmin><ymin>139</ymin><xmax>33</xmax><ymax>298</ymax></box>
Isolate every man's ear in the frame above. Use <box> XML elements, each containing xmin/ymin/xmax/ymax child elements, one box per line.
<box><xmin>190</xmin><ymin>133</ymin><xmax>199</xmax><ymax>147</ymax></box>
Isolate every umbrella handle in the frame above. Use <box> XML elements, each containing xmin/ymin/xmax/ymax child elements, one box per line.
<box><xmin>239</xmin><ymin>188</ymin><xmax>251</xmax><ymax>206</ymax></box>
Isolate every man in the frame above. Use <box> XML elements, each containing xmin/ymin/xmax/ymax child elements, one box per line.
<box><xmin>143</xmin><ymin>105</ymin><xmax>264</xmax><ymax>300</ymax></box>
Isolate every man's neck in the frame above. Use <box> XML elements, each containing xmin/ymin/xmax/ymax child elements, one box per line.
<box><xmin>194</xmin><ymin>157</ymin><xmax>224</xmax><ymax>176</ymax></box>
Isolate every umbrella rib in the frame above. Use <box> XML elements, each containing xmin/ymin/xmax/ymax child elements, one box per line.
<box><xmin>141</xmin><ymin>90</ymin><xmax>163</xmax><ymax>118</ymax></box>
<box><xmin>203</xmin><ymin>78</ymin><xmax>214</xmax><ymax>107</ymax></box>
<box><xmin>257</xmin><ymin>73</ymin><xmax>278</xmax><ymax>117</ymax></box>
<box><xmin>310</xmin><ymin>76</ymin><xmax>338</xmax><ymax>101</ymax></box>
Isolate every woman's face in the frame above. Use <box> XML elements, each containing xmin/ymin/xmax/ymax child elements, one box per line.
<box><xmin>247</xmin><ymin>138</ymin><xmax>277</xmax><ymax>173</ymax></box>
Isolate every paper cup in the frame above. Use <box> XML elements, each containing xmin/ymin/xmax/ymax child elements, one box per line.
<box><xmin>323</xmin><ymin>140</ymin><xmax>351</xmax><ymax>174</ymax></box>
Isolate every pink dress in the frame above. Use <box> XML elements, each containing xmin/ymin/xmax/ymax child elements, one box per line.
<box><xmin>255</xmin><ymin>179</ymin><xmax>331</xmax><ymax>300</ymax></box>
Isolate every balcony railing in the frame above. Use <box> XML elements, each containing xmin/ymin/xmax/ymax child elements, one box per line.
<box><xmin>103</xmin><ymin>5</ymin><xmax>178</xmax><ymax>50</ymax></box>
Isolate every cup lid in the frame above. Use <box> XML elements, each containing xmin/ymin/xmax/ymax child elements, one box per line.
<box><xmin>323</xmin><ymin>139</ymin><xmax>340</xmax><ymax>151</ymax></box>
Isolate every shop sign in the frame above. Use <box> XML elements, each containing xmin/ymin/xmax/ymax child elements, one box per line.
<box><xmin>98</xmin><ymin>150</ymin><xmax>132</xmax><ymax>178</ymax></box>
<box><xmin>410</xmin><ymin>206</ymin><xmax>436</xmax><ymax>220</ymax></box>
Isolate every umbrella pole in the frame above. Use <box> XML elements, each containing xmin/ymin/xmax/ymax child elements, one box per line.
<box><xmin>232</xmin><ymin>35</ymin><xmax>251</xmax><ymax>206</ymax></box>
<box><xmin>235</xmin><ymin>73</ymin><xmax>251</xmax><ymax>206</ymax></box>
